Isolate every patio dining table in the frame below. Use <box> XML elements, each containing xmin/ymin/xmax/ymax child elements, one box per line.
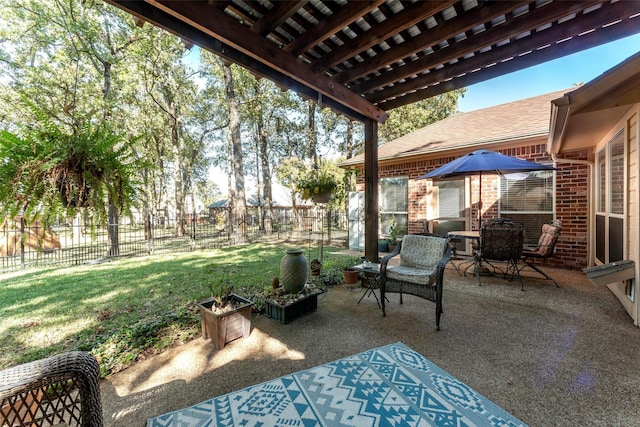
<box><xmin>447</xmin><ymin>230</ymin><xmax>479</xmax><ymax>275</ymax></box>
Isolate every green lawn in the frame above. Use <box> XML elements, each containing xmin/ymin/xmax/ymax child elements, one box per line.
<box><xmin>0</xmin><ymin>242</ymin><xmax>357</xmax><ymax>377</ymax></box>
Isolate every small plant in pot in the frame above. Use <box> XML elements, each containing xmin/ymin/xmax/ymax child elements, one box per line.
<box><xmin>198</xmin><ymin>263</ymin><xmax>254</xmax><ymax>349</ymax></box>
<box><xmin>259</xmin><ymin>277</ymin><xmax>326</xmax><ymax>324</ymax></box>
<box><xmin>310</xmin><ymin>258</ymin><xmax>322</xmax><ymax>276</ymax></box>
<box><xmin>342</xmin><ymin>257</ymin><xmax>362</xmax><ymax>285</ymax></box>
<box><xmin>387</xmin><ymin>220</ymin><xmax>408</xmax><ymax>252</ymax></box>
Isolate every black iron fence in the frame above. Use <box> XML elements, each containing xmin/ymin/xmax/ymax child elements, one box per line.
<box><xmin>0</xmin><ymin>209</ymin><xmax>349</xmax><ymax>273</ymax></box>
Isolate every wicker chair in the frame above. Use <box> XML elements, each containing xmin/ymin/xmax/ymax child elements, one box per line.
<box><xmin>519</xmin><ymin>220</ymin><xmax>562</xmax><ymax>287</ymax></box>
<box><xmin>379</xmin><ymin>234</ymin><xmax>451</xmax><ymax>331</ymax></box>
<box><xmin>0</xmin><ymin>351</ymin><xmax>103</xmax><ymax>427</ymax></box>
<box><xmin>475</xmin><ymin>218</ymin><xmax>525</xmax><ymax>290</ymax></box>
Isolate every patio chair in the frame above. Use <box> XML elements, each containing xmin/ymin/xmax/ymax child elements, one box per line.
<box><xmin>519</xmin><ymin>220</ymin><xmax>562</xmax><ymax>287</ymax></box>
<box><xmin>0</xmin><ymin>351</ymin><xmax>103</xmax><ymax>426</ymax></box>
<box><xmin>379</xmin><ymin>233</ymin><xmax>451</xmax><ymax>330</ymax></box>
<box><xmin>475</xmin><ymin>218</ymin><xmax>524</xmax><ymax>290</ymax></box>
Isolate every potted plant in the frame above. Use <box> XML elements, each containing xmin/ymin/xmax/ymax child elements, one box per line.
<box><xmin>378</xmin><ymin>239</ymin><xmax>389</xmax><ymax>253</ymax></box>
<box><xmin>260</xmin><ymin>281</ymin><xmax>326</xmax><ymax>324</ymax></box>
<box><xmin>342</xmin><ymin>257</ymin><xmax>362</xmax><ymax>285</ymax></box>
<box><xmin>310</xmin><ymin>258</ymin><xmax>323</xmax><ymax>276</ymax></box>
<box><xmin>198</xmin><ymin>263</ymin><xmax>254</xmax><ymax>349</ymax></box>
<box><xmin>0</xmin><ymin>98</ymin><xmax>139</xmax><ymax>224</ymax></box>
<box><xmin>387</xmin><ymin>219</ymin><xmax>408</xmax><ymax>252</ymax></box>
<box><xmin>296</xmin><ymin>162</ymin><xmax>339</xmax><ymax>204</ymax></box>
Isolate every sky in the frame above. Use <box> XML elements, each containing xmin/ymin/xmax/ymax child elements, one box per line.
<box><xmin>457</xmin><ymin>33</ymin><xmax>640</xmax><ymax>112</ymax></box>
<box><xmin>207</xmin><ymin>32</ymin><xmax>640</xmax><ymax>194</ymax></box>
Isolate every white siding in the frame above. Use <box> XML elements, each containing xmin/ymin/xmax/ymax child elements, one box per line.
<box><xmin>629</xmin><ymin>112</ymin><xmax>638</xmax><ymax>264</ymax></box>
<box><xmin>607</xmin><ymin>110</ymin><xmax>638</xmax><ymax>323</ymax></box>
<box><xmin>630</xmin><ymin>112</ymin><xmax>640</xmax><ymax>324</ymax></box>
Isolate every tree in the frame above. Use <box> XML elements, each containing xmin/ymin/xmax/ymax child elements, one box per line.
<box><xmin>0</xmin><ymin>0</ymin><xmax>143</xmax><ymax>254</ymax></box>
<box><xmin>222</xmin><ymin>62</ymin><xmax>248</xmax><ymax>241</ymax></box>
<box><xmin>137</xmin><ymin>30</ymin><xmax>203</xmax><ymax>237</ymax></box>
<box><xmin>378</xmin><ymin>90</ymin><xmax>466</xmax><ymax>143</ymax></box>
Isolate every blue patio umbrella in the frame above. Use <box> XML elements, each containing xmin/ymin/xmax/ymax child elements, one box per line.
<box><xmin>417</xmin><ymin>149</ymin><xmax>555</xmax><ymax>223</ymax></box>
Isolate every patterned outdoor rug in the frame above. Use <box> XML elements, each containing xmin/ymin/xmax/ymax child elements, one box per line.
<box><xmin>147</xmin><ymin>342</ymin><xmax>527</xmax><ymax>426</ymax></box>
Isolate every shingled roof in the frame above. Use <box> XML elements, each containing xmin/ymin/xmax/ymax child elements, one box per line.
<box><xmin>341</xmin><ymin>88</ymin><xmax>570</xmax><ymax>167</ymax></box>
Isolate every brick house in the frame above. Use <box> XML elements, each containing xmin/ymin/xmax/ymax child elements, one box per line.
<box><xmin>343</xmin><ymin>51</ymin><xmax>640</xmax><ymax>324</ymax></box>
<box><xmin>341</xmin><ymin>88</ymin><xmax>589</xmax><ymax>271</ymax></box>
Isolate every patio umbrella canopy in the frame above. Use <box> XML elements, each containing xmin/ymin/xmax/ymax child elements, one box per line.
<box><xmin>417</xmin><ymin>149</ymin><xmax>555</xmax><ymax>224</ymax></box>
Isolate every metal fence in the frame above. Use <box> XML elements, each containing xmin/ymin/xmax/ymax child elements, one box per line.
<box><xmin>0</xmin><ymin>208</ymin><xmax>349</xmax><ymax>273</ymax></box>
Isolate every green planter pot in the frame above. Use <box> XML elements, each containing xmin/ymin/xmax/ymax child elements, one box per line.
<box><xmin>264</xmin><ymin>292</ymin><xmax>320</xmax><ymax>324</ymax></box>
<box><xmin>280</xmin><ymin>249</ymin><xmax>308</xmax><ymax>293</ymax></box>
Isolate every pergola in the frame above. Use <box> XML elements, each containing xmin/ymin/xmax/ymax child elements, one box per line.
<box><xmin>107</xmin><ymin>0</ymin><xmax>640</xmax><ymax>262</ymax></box>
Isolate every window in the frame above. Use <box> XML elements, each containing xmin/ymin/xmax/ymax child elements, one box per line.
<box><xmin>433</xmin><ymin>179</ymin><xmax>467</xmax><ymax>236</ymax></box>
<box><xmin>610</xmin><ymin>133</ymin><xmax>625</xmax><ymax>215</ymax></box>
<box><xmin>500</xmin><ymin>169</ymin><xmax>554</xmax><ymax>245</ymax></box>
<box><xmin>379</xmin><ymin>177</ymin><xmax>408</xmax><ymax>236</ymax></box>
<box><xmin>595</xmin><ymin>130</ymin><xmax>625</xmax><ymax>265</ymax></box>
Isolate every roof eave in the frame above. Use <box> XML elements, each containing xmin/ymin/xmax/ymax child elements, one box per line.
<box><xmin>340</xmin><ymin>131</ymin><xmax>550</xmax><ymax>168</ymax></box>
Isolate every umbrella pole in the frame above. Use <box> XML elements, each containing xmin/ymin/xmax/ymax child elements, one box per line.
<box><xmin>478</xmin><ymin>171</ymin><xmax>482</xmax><ymax>229</ymax></box>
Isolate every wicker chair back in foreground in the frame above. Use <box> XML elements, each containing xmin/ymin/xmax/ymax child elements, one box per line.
<box><xmin>0</xmin><ymin>351</ymin><xmax>103</xmax><ymax>427</ymax></box>
<box><xmin>379</xmin><ymin>234</ymin><xmax>451</xmax><ymax>330</ymax></box>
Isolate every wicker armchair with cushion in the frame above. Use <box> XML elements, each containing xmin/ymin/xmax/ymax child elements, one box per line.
<box><xmin>379</xmin><ymin>234</ymin><xmax>451</xmax><ymax>331</ymax></box>
<box><xmin>0</xmin><ymin>351</ymin><xmax>103</xmax><ymax>427</ymax></box>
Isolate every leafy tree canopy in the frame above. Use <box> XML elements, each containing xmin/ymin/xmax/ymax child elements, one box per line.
<box><xmin>379</xmin><ymin>90</ymin><xmax>466</xmax><ymax>143</ymax></box>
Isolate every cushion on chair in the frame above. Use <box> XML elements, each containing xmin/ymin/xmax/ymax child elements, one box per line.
<box><xmin>530</xmin><ymin>223</ymin><xmax>559</xmax><ymax>257</ymax></box>
<box><xmin>387</xmin><ymin>264</ymin><xmax>437</xmax><ymax>285</ymax></box>
<box><xmin>399</xmin><ymin>234</ymin><xmax>448</xmax><ymax>270</ymax></box>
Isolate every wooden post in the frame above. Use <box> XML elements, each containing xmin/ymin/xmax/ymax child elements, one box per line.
<box><xmin>364</xmin><ymin>120</ymin><xmax>379</xmax><ymax>262</ymax></box>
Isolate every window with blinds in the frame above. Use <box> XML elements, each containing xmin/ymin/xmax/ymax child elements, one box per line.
<box><xmin>379</xmin><ymin>177</ymin><xmax>408</xmax><ymax>237</ymax></box>
<box><xmin>499</xmin><ymin>169</ymin><xmax>554</xmax><ymax>245</ymax></box>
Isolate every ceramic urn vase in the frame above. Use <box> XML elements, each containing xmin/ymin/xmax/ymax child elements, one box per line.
<box><xmin>280</xmin><ymin>249</ymin><xmax>308</xmax><ymax>294</ymax></box>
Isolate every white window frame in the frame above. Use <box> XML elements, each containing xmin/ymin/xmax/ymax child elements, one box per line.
<box><xmin>379</xmin><ymin>176</ymin><xmax>408</xmax><ymax>238</ymax></box>
<box><xmin>499</xmin><ymin>166</ymin><xmax>556</xmax><ymax>245</ymax></box>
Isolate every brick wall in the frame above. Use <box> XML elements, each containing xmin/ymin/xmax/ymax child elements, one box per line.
<box><xmin>355</xmin><ymin>144</ymin><xmax>589</xmax><ymax>269</ymax></box>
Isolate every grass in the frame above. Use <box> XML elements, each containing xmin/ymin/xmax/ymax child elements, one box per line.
<box><xmin>0</xmin><ymin>242</ymin><xmax>357</xmax><ymax>377</ymax></box>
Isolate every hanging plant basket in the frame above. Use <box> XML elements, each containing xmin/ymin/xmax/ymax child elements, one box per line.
<box><xmin>311</xmin><ymin>191</ymin><xmax>331</xmax><ymax>204</ymax></box>
<box><xmin>310</xmin><ymin>258</ymin><xmax>322</xmax><ymax>276</ymax></box>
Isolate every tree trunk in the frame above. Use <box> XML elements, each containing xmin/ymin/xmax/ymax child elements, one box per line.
<box><xmin>307</xmin><ymin>102</ymin><xmax>318</xmax><ymax>164</ymax></box>
<box><xmin>344</xmin><ymin>119</ymin><xmax>355</xmax><ymax>221</ymax></box>
<box><xmin>223</xmin><ymin>64</ymin><xmax>247</xmax><ymax>242</ymax></box>
<box><xmin>157</xmin><ymin>83</ymin><xmax>186</xmax><ymax>237</ymax></box>
<box><xmin>107</xmin><ymin>201</ymin><xmax>119</xmax><ymax>256</ymax></box>
<box><xmin>258</xmin><ymin>112</ymin><xmax>273</xmax><ymax>234</ymax></box>
<box><xmin>102</xmin><ymin>58</ymin><xmax>121</xmax><ymax>254</ymax></box>
<box><xmin>172</xmin><ymin>132</ymin><xmax>186</xmax><ymax>237</ymax></box>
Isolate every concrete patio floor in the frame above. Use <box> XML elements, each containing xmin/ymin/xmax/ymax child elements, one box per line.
<box><xmin>100</xmin><ymin>262</ymin><xmax>640</xmax><ymax>426</ymax></box>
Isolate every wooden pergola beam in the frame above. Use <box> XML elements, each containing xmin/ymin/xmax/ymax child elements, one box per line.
<box><xmin>335</xmin><ymin>0</ymin><xmax>529</xmax><ymax>85</ymax></box>
<box><xmin>149</xmin><ymin>0</ymin><xmax>387</xmax><ymax>122</ymax></box>
<box><xmin>376</xmin><ymin>2</ymin><xmax>640</xmax><ymax>109</ymax></box>
<box><xmin>351</xmin><ymin>0</ymin><xmax>605</xmax><ymax>95</ymax></box>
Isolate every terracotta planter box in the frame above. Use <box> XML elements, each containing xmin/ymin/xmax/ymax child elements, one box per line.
<box><xmin>198</xmin><ymin>295</ymin><xmax>254</xmax><ymax>350</ymax></box>
<box><xmin>264</xmin><ymin>292</ymin><xmax>320</xmax><ymax>324</ymax></box>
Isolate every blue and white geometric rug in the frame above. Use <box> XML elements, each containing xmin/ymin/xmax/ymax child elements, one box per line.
<box><xmin>147</xmin><ymin>342</ymin><xmax>527</xmax><ymax>426</ymax></box>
